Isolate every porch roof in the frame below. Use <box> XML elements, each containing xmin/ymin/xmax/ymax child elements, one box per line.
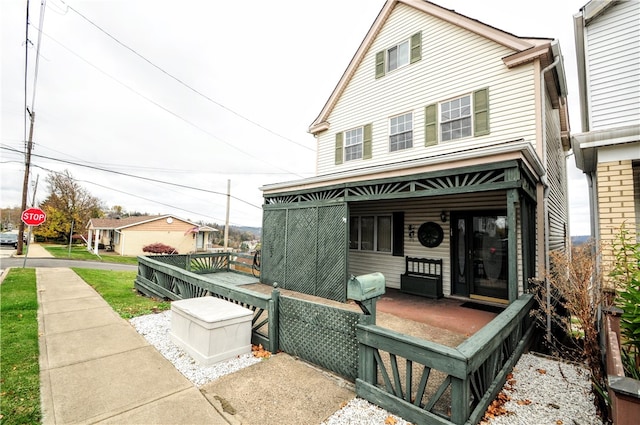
<box><xmin>261</xmin><ymin>140</ymin><xmax>543</xmax><ymax>198</ymax></box>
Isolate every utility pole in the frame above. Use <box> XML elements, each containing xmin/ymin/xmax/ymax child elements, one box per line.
<box><xmin>17</xmin><ymin>110</ymin><xmax>35</xmax><ymax>255</ymax></box>
<box><xmin>224</xmin><ymin>179</ymin><xmax>230</xmax><ymax>252</ymax></box>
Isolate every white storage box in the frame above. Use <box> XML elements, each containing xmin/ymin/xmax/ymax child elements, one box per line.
<box><xmin>170</xmin><ymin>296</ymin><xmax>253</xmax><ymax>365</ymax></box>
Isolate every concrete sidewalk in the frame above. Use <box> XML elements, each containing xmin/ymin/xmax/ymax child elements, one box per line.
<box><xmin>21</xmin><ymin>243</ymin><xmax>55</xmax><ymax>258</ymax></box>
<box><xmin>37</xmin><ymin>268</ymin><xmax>233</xmax><ymax>424</ymax></box>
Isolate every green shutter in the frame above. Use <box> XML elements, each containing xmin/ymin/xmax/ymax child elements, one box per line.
<box><xmin>363</xmin><ymin>124</ymin><xmax>372</xmax><ymax>159</ymax></box>
<box><xmin>392</xmin><ymin>211</ymin><xmax>404</xmax><ymax>257</ymax></box>
<box><xmin>474</xmin><ymin>88</ymin><xmax>490</xmax><ymax>136</ymax></box>
<box><xmin>424</xmin><ymin>104</ymin><xmax>438</xmax><ymax>146</ymax></box>
<box><xmin>335</xmin><ymin>132</ymin><xmax>343</xmax><ymax>165</ymax></box>
<box><xmin>410</xmin><ymin>32</ymin><xmax>422</xmax><ymax>63</ymax></box>
<box><xmin>375</xmin><ymin>51</ymin><xmax>385</xmax><ymax>79</ymax></box>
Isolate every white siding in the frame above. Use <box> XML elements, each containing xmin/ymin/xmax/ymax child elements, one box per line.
<box><xmin>317</xmin><ymin>3</ymin><xmax>539</xmax><ymax>175</ymax></box>
<box><xmin>585</xmin><ymin>0</ymin><xmax>640</xmax><ymax>130</ymax></box>
<box><xmin>545</xmin><ymin>93</ymin><xmax>569</xmax><ymax>252</ymax></box>
<box><xmin>348</xmin><ymin>192</ymin><xmax>510</xmax><ymax>296</ymax></box>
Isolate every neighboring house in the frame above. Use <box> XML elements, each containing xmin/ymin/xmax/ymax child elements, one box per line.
<box><xmin>260</xmin><ymin>0</ymin><xmax>570</xmax><ymax>305</ymax></box>
<box><xmin>572</xmin><ymin>0</ymin><xmax>640</xmax><ymax>275</ymax></box>
<box><xmin>86</xmin><ymin>215</ymin><xmax>217</xmax><ymax>256</ymax></box>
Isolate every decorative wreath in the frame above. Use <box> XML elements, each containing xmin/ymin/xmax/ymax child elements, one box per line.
<box><xmin>417</xmin><ymin>222</ymin><xmax>444</xmax><ymax>248</ymax></box>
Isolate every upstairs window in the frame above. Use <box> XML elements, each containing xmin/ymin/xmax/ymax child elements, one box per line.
<box><xmin>345</xmin><ymin>127</ymin><xmax>363</xmax><ymax>161</ymax></box>
<box><xmin>376</xmin><ymin>32</ymin><xmax>422</xmax><ymax>78</ymax></box>
<box><xmin>441</xmin><ymin>95</ymin><xmax>471</xmax><ymax>142</ymax></box>
<box><xmin>335</xmin><ymin>124</ymin><xmax>373</xmax><ymax>165</ymax></box>
<box><xmin>424</xmin><ymin>88</ymin><xmax>489</xmax><ymax>146</ymax></box>
<box><xmin>389</xmin><ymin>112</ymin><xmax>413</xmax><ymax>151</ymax></box>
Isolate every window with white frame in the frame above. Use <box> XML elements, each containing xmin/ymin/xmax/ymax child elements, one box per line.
<box><xmin>387</xmin><ymin>39</ymin><xmax>410</xmax><ymax>72</ymax></box>
<box><xmin>349</xmin><ymin>215</ymin><xmax>392</xmax><ymax>252</ymax></box>
<box><xmin>440</xmin><ymin>95</ymin><xmax>472</xmax><ymax>141</ymax></box>
<box><xmin>389</xmin><ymin>112</ymin><xmax>413</xmax><ymax>151</ymax></box>
<box><xmin>344</xmin><ymin>127</ymin><xmax>363</xmax><ymax>161</ymax></box>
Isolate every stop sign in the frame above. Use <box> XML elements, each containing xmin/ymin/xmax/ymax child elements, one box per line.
<box><xmin>21</xmin><ymin>207</ymin><xmax>46</xmax><ymax>226</ymax></box>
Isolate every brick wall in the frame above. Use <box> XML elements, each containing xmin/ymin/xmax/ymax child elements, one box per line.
<box><xmin>597</xmin><ymin>160</ymin><xmax>638</xmax><ymax>279</ymax></box>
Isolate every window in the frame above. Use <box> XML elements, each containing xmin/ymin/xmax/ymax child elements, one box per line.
<box><xmin>335</xmin><ymin>124</ymin><xmax>372</xmax><ymax>165</ymax></box>
<box><xmin>344</xmin><ymin>127</ymin><xmax>363</xmax><ymax>161</ymax></box>
<box><xmin>389</xmin><ymin>112</ymin><xmax>413</xmax><ymax>151</ymax></box>
<box><xmin>375</xmin><ymin>32</ymin><xmax>422</xmax><ymax>78</ymax></box>
<box><xmin>441</xmin><ymin>95</ymin><xmax>472</xmax><ymax>141</ymax></box>
<box><xmin>387</xmin><ymin>40</ymin><xmax>410</xmax><ymax>72</ymax></box>
<box><xmin>350</xmin><ymin>215</ymin><xmax>392</xmax><ymax>253</ymax></box>
<box><xmin>424</xmin><ymin>89</ymin><xmax>489</xmax><ymax>146</ymax></box>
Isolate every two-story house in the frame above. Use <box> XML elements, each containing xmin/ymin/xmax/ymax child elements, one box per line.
<box><xmin>260</xmin><ymin>0</ymin><xmax>570</xmax><ymax>306</ymax></box>
<box><xmin>572</xmin><ymin>0</ymin><xmax>640</xmax><ymax>274</ymax></box>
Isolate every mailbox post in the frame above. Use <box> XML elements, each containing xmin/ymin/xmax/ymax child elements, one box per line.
<box><xmin>347</xmin><ymin>272</ymin><xmax>386</xmax><ymax>318</ymax></box>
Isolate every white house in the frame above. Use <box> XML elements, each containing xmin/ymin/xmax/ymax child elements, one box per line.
<box><xmin>259</xmin><ymin>0</ymin><xmax>570</xmax><ymax>305</ymax></box>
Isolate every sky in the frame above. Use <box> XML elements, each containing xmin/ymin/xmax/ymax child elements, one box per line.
<box><xmin>1</xmin><ymin>0</ymin><xmax>591</xmax><ymax>233</ymax></box>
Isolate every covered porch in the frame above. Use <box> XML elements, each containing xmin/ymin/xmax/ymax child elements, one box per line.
<box><xmin>260</xmin><ymin>142</ymin><xmax>542</xmax><ymax>306</ymax></box>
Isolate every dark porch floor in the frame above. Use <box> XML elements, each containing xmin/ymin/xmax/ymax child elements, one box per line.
<box><xmin>376</xmin><ymin>288</ymin><xmax>504</xmax><ymax>337</ymax></box>
<box><xmin>242</xmin><ymin>280</ymin><xmax>503</xmax><ymax>345</ymax></box>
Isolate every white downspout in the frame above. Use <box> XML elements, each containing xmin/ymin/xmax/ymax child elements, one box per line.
<box><xmin>541</xmin><ymin>47</ymin><xmax>561</xmax><ymax>343</ymax></box>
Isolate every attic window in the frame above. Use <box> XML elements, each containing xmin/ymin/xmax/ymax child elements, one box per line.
<box><xmin>375</xmin><ymin>32</ymin><xmax>422</xmax><ymax>78</ymax></box>
<box><xmin>387</xmin><ymin>40</ymin><xmax>410</xmax><ymax>72</ymax></box>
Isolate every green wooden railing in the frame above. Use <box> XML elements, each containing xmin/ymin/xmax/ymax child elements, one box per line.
<box><xmin>356</xmin><ymin>294</ymin><xmax>534</xmax><ymax>425</ymax></box>
<box><xmin>135</xmin><ymin>255</ymin><xmax>277</xmax><ymax>353</ymax></box>
<box><xmin>145</xmin><ymin>252</ymin><xmax>257</xmax><ymax>276</ymax></box>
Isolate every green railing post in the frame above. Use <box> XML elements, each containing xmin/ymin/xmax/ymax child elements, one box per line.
<box><xmin>358</xmin><ymin>314</ymin><xmax>376</xmax><ymax>385</ymax></box>
<box><xmin>185</xmin><ymin>254</ymin><xmax>191</xmax><ymax>272</ymax></box>
<box><xmin>269</xmin><ymin>285</ymin><xmax>280</xmax><ymax>354</ymax></box>
<box><xmin>450</xmin><ymin>376</ymin><xmax>470</xmax><ymax>425</ymax></box>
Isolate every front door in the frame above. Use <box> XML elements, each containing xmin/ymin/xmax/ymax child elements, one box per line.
<box><xmin>452</xmin><ymin>212</ymin><xmax>509</xmax><ymax>302</ymax></box>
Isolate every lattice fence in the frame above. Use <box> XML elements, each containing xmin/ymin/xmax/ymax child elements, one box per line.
<box><xmin>278</xmin><ymin>295</ymin><xmax>366</xmax><ymax>381</ymax></box>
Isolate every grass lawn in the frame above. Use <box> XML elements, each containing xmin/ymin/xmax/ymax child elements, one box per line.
<box><xmin>72</xmin><ymin>268</ymin><xmax>170</xmax><ymax>318</ymax></box>
<box><xmin>44</xmin><ymin>244</ymin><xmax>138</xmax><ymax>265</ymax></box>
<box><xmin>0</xmin><ymin>268</ymin><xmax>41</xmax><ymax>425</ymax></box>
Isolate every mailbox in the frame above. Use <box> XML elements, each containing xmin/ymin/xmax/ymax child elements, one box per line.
<box><xmin>347</xmin><ymin>272</ymin><xmax>386</xmax><ymax>301</ymax></box>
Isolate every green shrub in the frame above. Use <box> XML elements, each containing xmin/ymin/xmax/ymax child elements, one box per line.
<box><xmin>610</xmin><ymin>225</ymin><xmax>640</xmax><ymax>378</ymax></box>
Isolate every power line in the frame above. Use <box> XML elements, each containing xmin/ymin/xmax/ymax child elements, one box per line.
<box><xmin>1</xmin><ymin>145</ymin><xmax>262</xmax><ymax>209</ymax></box>
<box><xmin>30</xmin><ymin>163</ymin><xmax>245</xmax><ymax>225</ymax></box>
<box><xmin>58</xmin><ymin>0</ymin><xmax>314</xmax><ymax>153</ymax></box>
<box><xmin>32</xmin><ymin>26</ymin><xmax>306</xmax><ymax>179</ymax></box>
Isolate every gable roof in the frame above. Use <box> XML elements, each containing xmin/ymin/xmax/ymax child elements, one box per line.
<box><xmin>309</xmin><ymin>0</ymin><xmax>561</xmax><ymax>135</ymax></box>
<box><xmin>87</xmin><ymin>215</ymin><xmax>200</xmax><ymax>230</ymax></box>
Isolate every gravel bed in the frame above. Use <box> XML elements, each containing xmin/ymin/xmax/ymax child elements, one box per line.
<box><xmin>483</xmin><ymin>352</ymin><xmax>603</xmax><ymax>425</ymax></box>
<box><xmin>129</xmin><ymin>310</ymin><xmax>261</xmax><ymax>386</ymax></box>
<box><xmin>130</xmin><ymin>312</ymin><xmax>602</xmax><ymax>424</ymax></box>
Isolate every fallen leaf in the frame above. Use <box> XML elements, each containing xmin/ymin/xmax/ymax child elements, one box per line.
<box><xmin>556</xmin><ymin>421</ymin><xmax>563</xmax><ymax>425</ymax></box>
<box><xmin>384</xmin><ymin>416</ymin><xmax>397</xmax><ymax>425</ymax></box>
<box><xmin>536</xmin><ymin>368</ymin><xmax>547</xmax><ymax>374</ymax></box>
<box><xmin>517</xmin><ymin>399</ymin><xmax>531</xmax><ymax>405</ymax></box>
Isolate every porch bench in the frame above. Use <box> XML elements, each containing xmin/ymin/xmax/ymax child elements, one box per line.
<box><xmin>400</xmin><ymin>257</ymin><xmax>443</xmax><ymax>299</ymax></box>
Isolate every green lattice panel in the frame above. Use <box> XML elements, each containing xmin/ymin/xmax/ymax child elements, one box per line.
<box><xmin>316</xmin><ymin>204</ymin><xmax>348</xmax><ymax>301</ymax></box>
<box><xmin>278</xmin><ymin>296</ymin><xmax>360</xmax><ymax>381</ymax></box>
<box><xmin>285</xmin><ymin>208</ymin><xmax>318</xmax><ymax>296</ymax></box>
<box><xmin>262</xmin><ymin>209</ymin><xmax>286</xmax><ymax>286</ymax></box>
